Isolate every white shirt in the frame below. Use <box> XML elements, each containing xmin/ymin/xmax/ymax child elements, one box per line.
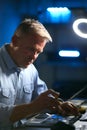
<box><xmin>0</xmin><ymin>45</ymin><xmax>47</xmax><ymax>129</ymax></box>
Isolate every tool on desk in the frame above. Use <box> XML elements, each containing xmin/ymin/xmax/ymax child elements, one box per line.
<box><xmin>80</xmin><ymin>111</ymin><xmax>87</xmax><ymax>121</ymax></box>
<box><xmin>25</xmin><ymin>112</ymin><xmax>75</xmax><ymax>130</ymax></box>
<box><xmin>48</xmin><ymin>94</ymin><xmax>64</xmax><ymax>103</ymax></box>
<box><xmin>68</xmin><ymin>84</ymin><xmax>87</xmax><ymax>100</ymax></box>
<box><xmin>66</xmin><ymin>84</ymin><xmax>87</xmax><ymax>114</ymax></box>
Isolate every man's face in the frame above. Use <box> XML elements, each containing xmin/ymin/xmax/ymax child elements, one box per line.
<box><xmin>13</xmin><ymin>34</ymin><xmax>47</xmax><ymax>68</ymax></box>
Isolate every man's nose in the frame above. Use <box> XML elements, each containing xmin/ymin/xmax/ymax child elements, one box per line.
<box><xmin>32</xmin><ymin>52</ymin><xmax>39</xmax><ymax>59</ymax></box>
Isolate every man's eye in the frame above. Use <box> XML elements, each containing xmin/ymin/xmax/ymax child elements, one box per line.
<box><xmin>37</xmin><ymin>51</ymin><xmax>41</xmax><ymax>54</ymax></box>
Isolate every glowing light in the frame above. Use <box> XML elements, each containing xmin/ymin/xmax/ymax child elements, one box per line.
<box><xmin>73</xmin><ymin>18</ymin><xmax>87</xmax><ymax>38</ymax></box>
<box><xmin>46</xmin><ymin>7</ymin><xmax>71</xmax><ymax>23</ymax></box>
<box><xmin>59</xmin><ymin>50</ymin><xmax>80</xmax><ymax>57</ymax></box>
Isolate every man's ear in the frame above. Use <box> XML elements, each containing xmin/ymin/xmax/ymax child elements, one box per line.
<box><xmin>12</xmin><ymin>35</ymin><xmax>18</xmax><ymax>46</ymax></box>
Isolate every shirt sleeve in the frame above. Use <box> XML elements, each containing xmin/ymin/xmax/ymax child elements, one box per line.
<box><xmin>0</xmin><ymin>103</ymin><xmax>14</xmax><ymax>126</ymax></box>
<box><xmin>31</xmin><ymin>64</ymin><xmax>48</xmax><ymax>100</ymax></box>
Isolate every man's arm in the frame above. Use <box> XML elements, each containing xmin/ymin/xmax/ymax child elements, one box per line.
<box><xmin>10</xmin><ymin>89</ymin><xmax>79</xmax><ymax>123</ymax></box>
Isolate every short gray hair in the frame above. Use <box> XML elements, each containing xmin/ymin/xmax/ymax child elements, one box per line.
<box><xmin>14</xmin><ymin>18</ymin><xmax>52</xmax><ymax>43</ymax></box>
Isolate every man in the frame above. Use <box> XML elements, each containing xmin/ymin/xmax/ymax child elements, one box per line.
<box><xmin>0</xmin><ymin>18</ymin><xmax>79</xmax><ymax>129</ymax></box>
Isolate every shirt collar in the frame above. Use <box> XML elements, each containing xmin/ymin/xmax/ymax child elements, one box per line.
<box><xmin>1</xmin><ymin>45</ymin><xmax>19</xmax><ymax>71</ymax></box>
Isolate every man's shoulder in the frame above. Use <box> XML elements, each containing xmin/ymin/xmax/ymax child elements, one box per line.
<box><xmin>0</xmin><ymin>45</ymin><xmax>6</xmax><ymax>55</ymax></box>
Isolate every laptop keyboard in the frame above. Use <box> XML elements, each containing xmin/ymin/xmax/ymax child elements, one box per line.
<box><xmin>25</xmin><ymin>112</ymin><xmax>82</xmax><ymax>126</ymax></box>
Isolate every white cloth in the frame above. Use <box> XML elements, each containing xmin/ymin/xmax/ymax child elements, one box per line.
<box><xmin>0</xmin><ymin>45</ymin><xmax>47</xmax><ymax>129</ymax></box>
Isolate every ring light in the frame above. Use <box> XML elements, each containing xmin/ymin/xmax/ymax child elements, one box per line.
<box><xmin>73</xmin><ymin>18</ymin><xmax>87</xmax><ymax>38</ymax></box>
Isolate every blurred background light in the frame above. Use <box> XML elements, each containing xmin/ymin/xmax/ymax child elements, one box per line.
<box><xmin>58</xmin><ymin>50</ymin><xmax>80</xmax><ymax>57</ymax></box>
<box><xmin>47</xmin><ymin>7</ymin><xmax>71</xmax><ymax>23</ymax></box>
<box><xmin>73</xmin><ymin>18</ymin><xmax>87</xmax><ymax>38</ymax></box>
<box><xmin>41</xmin><ymin>7</ymin><xmax>72</xmax><ymax>23</ymax></box>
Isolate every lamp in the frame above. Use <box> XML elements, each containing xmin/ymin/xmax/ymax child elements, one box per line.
<box><xmin>58</xmin><ymin>50</ymin><xmax>80</xmax><ymax>57</ymax></box>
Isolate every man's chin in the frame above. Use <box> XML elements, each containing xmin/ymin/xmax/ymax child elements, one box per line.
<box><xmin>24</xmin><ymin>61</ymin><xmax>33</xmax><ymax>68</ymax></box>
<box><xmin>19</xmin><ymin>60</ymin><xmax>34</xmax><ymax>68</ymax></box>
<box><xmin>19</xmin><ymin>63</ymin><xmax>30</xmax><ymax>68</ymax></box>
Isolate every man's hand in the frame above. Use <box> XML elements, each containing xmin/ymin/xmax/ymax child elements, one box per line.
<box><xmin>32</xmin><ymin>89</ymin><xmax>79</xmax><ymax>117</ymax></box>
<box><xmin>59</xmin><ymin>101</ymin><xmax>79</xmax><ymax>116</ymax></box>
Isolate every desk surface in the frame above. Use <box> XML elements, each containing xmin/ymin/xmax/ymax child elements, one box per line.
<box><xmin>13</xmin><ymin>127</ymin><xmax>49</xmax><ymax>130</ymax></box>
<box><xmin>74</xmin><ymin>120</ymin><xmax>87</xmax><ymax>130</ymax></box>
<box><xmin>13</xmin><ymin>120</ymin><xmax>87</xmax><ymax>130</ymax></box>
